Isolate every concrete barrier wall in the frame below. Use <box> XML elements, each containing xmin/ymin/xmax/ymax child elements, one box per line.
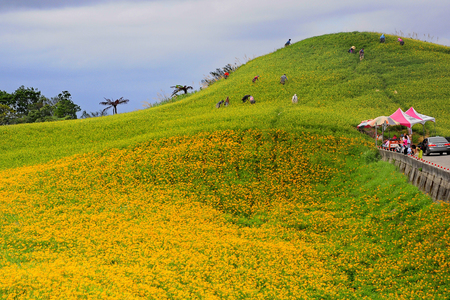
<box><xmin>378</xmin><ymin>148</ymin><xmax>450</xmax><ymax>202</ymax></box>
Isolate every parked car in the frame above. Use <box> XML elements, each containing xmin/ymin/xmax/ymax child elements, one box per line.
<box><xmin>418</xmin><ymin>136</ymin><xmax>450</xmax><ymax>156</ymax></box>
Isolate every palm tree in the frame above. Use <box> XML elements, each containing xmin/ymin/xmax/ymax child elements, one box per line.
<box><xmin>99</xmin><ymin>97</ymin><xmax>130</xmax><ymax>115</ymax></box>
<box><xmin>170</xmin><ymin>85</ymin><xmax>193</xmax><ymax>97</ymax></box>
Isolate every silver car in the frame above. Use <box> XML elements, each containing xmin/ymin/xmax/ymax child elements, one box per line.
<box><xmin>419</xmin><ymin>136</ymin><xmax>450</xmax><ymax>156</ymax></box>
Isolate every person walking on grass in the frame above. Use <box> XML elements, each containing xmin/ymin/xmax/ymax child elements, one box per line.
<box><xmin>280</xmin><ymin>74</ymin><xmax>288</xmax><ymax>85</ymax></box>
<box><xmin>292</xmin><ymin>94</ymin><xmax>298</xmax><ymax>104</ymax></box>
<box><xmin>380</xmin><ymin>34</ymin><xmax>385</xmax><ymax>43</ymax></box>
<box><xmin>359</xmin><ymin>48</ymin><xmax>364</xmax><ymax>61</ymax></box>
<box><xmin>285</xmin><ymin>39</ymin><xmax>291</xmax><ymax>47</ymax></box>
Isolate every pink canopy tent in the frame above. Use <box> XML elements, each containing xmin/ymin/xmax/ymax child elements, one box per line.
<box><xmin>405</xmin><ymin>107</ymin><xmax>435</xmax><ymax>124</ymax></box>
<box><xmin>405</xmin><ymin>107</ymin><xmax>436</xmax><ymax>136</ymax></box>
<box><xmin>389</xmin><ymin>108</ymin><xmax>422</xmax><ymax>128</ymax></box>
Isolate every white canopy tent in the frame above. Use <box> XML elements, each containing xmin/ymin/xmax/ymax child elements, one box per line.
<box><xmin>405</xmin><ymin>107</ymin><xmax>436</xmax><ymax>136</ymax></box>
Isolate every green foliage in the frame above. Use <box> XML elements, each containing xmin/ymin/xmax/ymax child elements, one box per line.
<box><xmin>0</xmin><ymin>88</ymin><xmax>82</xmax><ymax>125</ymax></box>
<box><xmin>11</xmin><ymin>85</ymin><xmax>46</xmax><ymax>116</ymax></box>
<box><xmin>53</xmin><ymin>91</ymin><xmax>81</xmax><ymax>119</ymax></box>
<box><xmin>201</xmin><ymin>62</ymin><xmax>240</xmax><ymax>87</ymax></box>
<box><xmin>361</xmin><ymin>148</ymin><xmax>381</xmax><ymax>163</ymax></box>
<box><xmin>0</xmin><ymin>90</ymin><xmax>14</xmax><ymax>107</ymax></box>
<box><xmin>0</xmin><ymin>104</ymin><xmax>15</xmax><ymax>125</ymax></box>
<box><xmin>80</xmin><ymin>109</ymin><xmax>108</xmax><ymax>118</ymax></box>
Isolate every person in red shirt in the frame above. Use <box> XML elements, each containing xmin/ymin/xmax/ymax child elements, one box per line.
<box><xmin>224</xmin><ymin>72</ymin><xmax>230</xmax><ymax>79</ymax></box>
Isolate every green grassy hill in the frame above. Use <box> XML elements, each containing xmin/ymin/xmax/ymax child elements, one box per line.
<box><xmin>3</xmin><ymin>32</ymin><xmax>450</xmax><ymax>170</ymax></box>
<box><xmin>1</xmin><ymin>31</ymin><xmax>450</xmax><ymax>299</ymax></box>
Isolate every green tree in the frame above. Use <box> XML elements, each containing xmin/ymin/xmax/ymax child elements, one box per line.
<box><xmin>0</xmin><ymin>88</ymin><xmax>82</xmax><ymax>124</ymax></box>
<box><xmin>26</xmin><ymin>109</ymin><xmax>44</xmax><ymax>123</ymax></box>
<box><xmin>53</xmin><ymin>91</ymin><xmax>81</xmax><ymax>119</ymax></box>
<box><xmin>12</xmin><ymin>86</ymin><xmax>46</xmax><ymax>116</ymax></box>
<box><xmin>0</xmin><ymin>90</ymin><xmax>14</xmax><ymax>107</ymax></box>
<box><xmin>0</xmin><ymin>104</ymin><xmax>15</xmax><ymax>125</ymax></box>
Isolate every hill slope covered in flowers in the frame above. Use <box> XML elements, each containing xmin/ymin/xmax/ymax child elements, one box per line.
<box><xmin>1</xmin><ymin>32</ymin><xmax>450</xmax><ymax>299</ymax></box>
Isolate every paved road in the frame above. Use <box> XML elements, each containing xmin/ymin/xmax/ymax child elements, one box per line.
<box><xmin>414</xmin><ymin>152</ymin><xmax>450</xmax><ymax>169</ymax></box>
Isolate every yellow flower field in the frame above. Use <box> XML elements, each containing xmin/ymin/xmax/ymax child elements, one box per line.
<box><xmin>1</xmin><ymin>129</ymin><xmax>449</xmax><ymax>299</ymax></box>
<box><xmin>0</xmin><ymin>129</ymin><xmax>359</xmax><ymax>299</ymax></box>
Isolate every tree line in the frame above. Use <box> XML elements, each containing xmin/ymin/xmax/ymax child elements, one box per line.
<box><xmin>0</xmin><ymin>86</ymin><xmax>81</xmax><ymax>125</ymax></box>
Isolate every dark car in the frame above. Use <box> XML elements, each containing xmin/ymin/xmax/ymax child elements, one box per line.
<box><xmin>418</xmin><ymin>136</ymin><xmax>450</xmax><ymax>156</ymax></box>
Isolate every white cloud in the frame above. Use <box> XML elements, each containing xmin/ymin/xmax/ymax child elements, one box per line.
<box><xmin>1</xmin><ymin>0</ymin><xmax>449</xmax><ymax>70</ymax></box>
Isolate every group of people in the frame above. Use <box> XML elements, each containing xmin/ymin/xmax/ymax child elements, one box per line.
<box><xmin>241</xmin><ymin>94</ymin><xmax>256</xmax><ymax>104</ymax></box>
<box><xmin>347</xmin><ymin>34</ymin><xmax>405</xmax><ymax>61</ymax></box>
<box><xmin>252</xmin><ymin>74</ymin><xmax>288</xmax><ymax>85</ymax></box>
<box><xmin>380</xmin><ymin>33</ymin><xmax>405</xmax><ymax>45</ymax></box>
<box><xmin>347</xmin><ymin>46</ymin><xmax>365</xmax><ymax>60</ymax></box>
<box><xmin>215</xmin><ymin>38</ymin><xmax>296</xmax><ymax>108</ymax></box>
<box><xmin>215</xmin><ymin>97</ymin><xmax>230</xmax><ymax>108</ymax></box>
<box><xmin>382</xmin><ymin>134</ymin><xmax>417</xmax><ymax>155</ymax></box>
<box><xmin>216</xmin><ymin>71</ymin><xmax>289</xmax><ymax>108</ymax></box>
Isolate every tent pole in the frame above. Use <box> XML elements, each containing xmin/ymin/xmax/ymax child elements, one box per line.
<box><xmin>375</xmin><ymin>126</ymin><xmax>378</xmax><ymax>146</ymax></box>
<box><xmin>381</xmin><ymin>122</ymin><xmax>387</xmax><ymax>143</ymax></box>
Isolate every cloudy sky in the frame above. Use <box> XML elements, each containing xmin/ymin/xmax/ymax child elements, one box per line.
<box><xmin>1</xmin><ymin>0</ymin><xmax>449</xmax><ymax>115</ymax></box>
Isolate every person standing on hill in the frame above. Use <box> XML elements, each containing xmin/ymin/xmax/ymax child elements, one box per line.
<box><xmin>224</xmin><ymin>97</ymin><xmax>230</xmax><ymax>106</ymax></box>
<box><xmin>359</xmin><ymin>48</ymin><xmax>364</xmax><ymax>61</ymax></box>
<box><xmin>280</xmin><ymin>74</ymin><xmax>288</xmax><ymax>85</ymax></box>
<box><xmin>285</xmin><ymin>39</ymin><xmax>291</xmax><ymax>47</ymax></box>
<box><xmin>224</xmin><ymin>72</ymin><xmax>230</xmax><ymax>79</ymax></box>
<box><xmin>380</xmin><ymin>34</ymin><xmax>385</xmax><ymax>43</ymax></box>
<box><xmin>398</xmin><ymin>38</ymin><xmax>404</xmax><ymax>46</ymax></box>
<box><xmin>292</xmin><ymin>94</ymin><xmax>298</xmax><ymax>104</ymax></box>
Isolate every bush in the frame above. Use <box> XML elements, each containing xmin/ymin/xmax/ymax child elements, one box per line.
<box><xmin>361</xmin><ymin>148</ymin><xmax>381</xmax><ymax>163</ymax></box>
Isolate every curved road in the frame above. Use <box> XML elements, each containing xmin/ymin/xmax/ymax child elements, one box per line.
<box><xmin>414</xmin><ymin>152</ymin><xmax>450</xmax><ymax>170</ymax></box>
